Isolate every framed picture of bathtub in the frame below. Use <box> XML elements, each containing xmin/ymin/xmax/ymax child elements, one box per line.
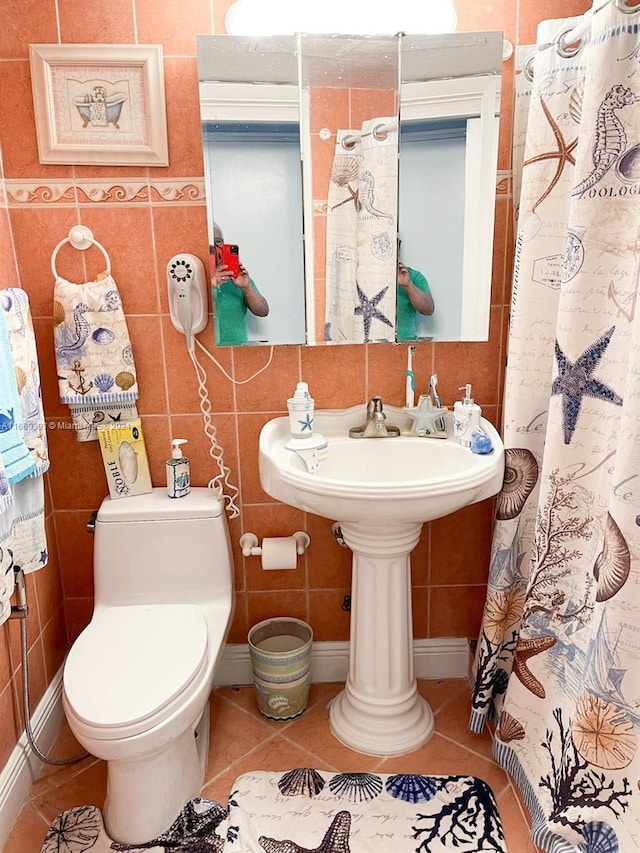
<box><xmin>29</xmin><ymin>44</ymin><xmax>169</xmax><ymax>166</ymax></box>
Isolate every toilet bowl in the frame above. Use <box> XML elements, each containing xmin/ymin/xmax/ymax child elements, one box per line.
<box><xmin>62</xmin><ymin>488</ymin><xmax>234</xmax><ymax>845</ymax></box>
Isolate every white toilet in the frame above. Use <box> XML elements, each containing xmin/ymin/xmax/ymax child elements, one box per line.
<box><xmin>62</xmin><ymin>487</ymin><xmax>234</xmax><ymax>845</ymax></box>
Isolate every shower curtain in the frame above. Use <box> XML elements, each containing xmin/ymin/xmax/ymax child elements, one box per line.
<box><xmin>324</xmin><ymin>117</ymin><xmax>398</xmax><ymax>343</ymax></box>
<box><xmin>471</xmin><ymin>4</ymin><xmax>640</xmax><ymax>851</ymax></box>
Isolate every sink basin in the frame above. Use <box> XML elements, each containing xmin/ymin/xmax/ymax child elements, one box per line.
<box><xmin>259</xmin><ymin>404</ymin><xmax>504</xmax><ymax>524</ymax></box>
<box><xmin>258</xmin><ymin>403</ymin><xmax>505</xmax><ymax>757</ymax></box>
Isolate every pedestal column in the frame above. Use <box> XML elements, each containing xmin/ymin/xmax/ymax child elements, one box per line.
<box><xmin>329</xmin><ymin>521</ymin><xmax>434</xmax><ymax>755</ymax></box>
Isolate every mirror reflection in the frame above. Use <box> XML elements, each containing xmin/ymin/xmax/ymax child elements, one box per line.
<box><xmin>299</xmin><ymin>33</ymin><xmax>400</xmax><ymax>344</ymax></box>
<box><xmin>197</xmin><ymin>31</ymin><xmax>502</xmax><ymax>347</ymax></box>
<box><xmin>197</xmin><ymin>35</ymin><xmax>306</xmax><ymax>346</ymax></box>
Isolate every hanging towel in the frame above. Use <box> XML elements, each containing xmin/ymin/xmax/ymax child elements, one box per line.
<box><xmin>0</xmin><ymin>451</ymin><xmax>13</xmax><ymax>625</ymax></box>
<box><xmin>0</xmin><ymin>289</ymin><xmax>49</xmax><ymax>581</ymax></box>
<box><xmin>0</xmin><ymin>541</ymin><xmax>14</xmax><ymax>626</ymax></box>
<box><xmin>0</xmin><ymin>305</ymin><xmax>36</xmax><ymax>484</ymax></box>
<box><xmin>53</xmin><ymin>271</ymin><xmax>139</xmax><ymax>442</ymax></box>
<box><xmin>0</xmin><ymin>455</ymin><xmax>11</xmax><ymax>516</ymax></box>
<box><xmin>0</xmin><ymin>476</ymin><xmax>48</xmax><ymax>577</ymax></box>
<box><xmin>1</xmin><ymin>288</ymin><xmax>49</xmax><ymax>476</ymax></box>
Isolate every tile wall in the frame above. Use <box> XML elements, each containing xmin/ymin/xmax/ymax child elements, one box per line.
<box><xmin>0</xmin><ymin>0</ymin><xmax>589</xmax><ymax>770</ymax></box>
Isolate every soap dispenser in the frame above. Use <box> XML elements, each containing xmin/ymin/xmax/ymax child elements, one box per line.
<box><xmin>166</xmin><ymin>438</ymin><xmax>190</xmax><ymax>498</ymax></box>
<box><xmin>284</xmin><ymin>381</ymin><xmax>328</xmax><ymax>474</ymax></box>
<box><xmin>287</xmin><ymin>381</ymin><xmax>315</xmax><ymax>439</ymax></box>
<box><xmin>453</xmin><ymin>384</ymin><xmax>482</xmax><ymax>447</ymax></box>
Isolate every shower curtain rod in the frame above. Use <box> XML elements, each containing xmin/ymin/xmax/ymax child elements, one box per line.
<box><xmin>523</xmin><ymin>0</ymin><xmax>637</xmax><ymax>80</ymax></box>
<box><xmin>340</xmin><ymin>120</ymin><xmax>397</xmax><ymax>150</ymax></box>
<box><xmin>562</xmin><ymin>0</ymin><xmax>608</xmax><ymax>46</ymax></box>
<box><xmin>526</xmin><ymin>0</ymin><xmax>637</xmax><ymax>65</ymax></box>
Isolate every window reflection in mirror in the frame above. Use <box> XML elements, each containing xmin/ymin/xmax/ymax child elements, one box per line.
<box><xmin>398</xmin><ymin>33</ymin><xmax>502</xmax><ymax>343</ymax></box>
<box><xmin>398</xmin><ymin>119</ymin><xmax>465</xmax><ymax>342</ymax></box>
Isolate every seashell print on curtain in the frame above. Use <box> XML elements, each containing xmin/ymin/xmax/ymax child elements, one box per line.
<box><xmin>324</xmin><ymin>119</ymin><xmax>398</xmax><ymax>343</ymax></box>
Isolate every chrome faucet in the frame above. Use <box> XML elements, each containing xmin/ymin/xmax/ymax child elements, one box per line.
<box><xmin>349</xmin><ymin>396</ymin><xmax>400</xmax><ymax>438</ymax></box>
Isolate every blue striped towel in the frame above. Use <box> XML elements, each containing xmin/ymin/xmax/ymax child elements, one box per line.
<box><xmin>0</xmin><ymin>305</ymin><xmax>36</xmax><ymax>485</ymax></box>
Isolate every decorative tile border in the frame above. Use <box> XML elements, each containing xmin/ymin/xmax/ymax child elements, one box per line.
<box><xmin>4</xmin><ymin>178</ymin><xmax>206</xmax><ymax>206</ymax></box>
<box><xmin>6</xmin><ymin>174</ymin><xmax>506</xmax><ymax>207</ymax></box>
<box><xmin>5</xmin><ymin>181</ymin><xmax>76</xmax><ymax>205</ymax></box>
<box><xmin>148</xmin><ymin>180</ymin><xmax>206</xmax><ymax>203</ymax></box>
<box><xmin>75</xmin><ymin>181</ymin><xmax>150</xmax><ymax>203</ymax></box>
<box><xmin>496</xmin><ymin>170</ymin><xmax>512</xmax><ymax>197</ymax></box>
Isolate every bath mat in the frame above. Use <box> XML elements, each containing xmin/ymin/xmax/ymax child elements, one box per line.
<box><xmin>40</xmin><ymin>796</ymin><xmax>228</xmax><ymax>852</ymax></box>
<box><xmin>226</xmin><ymin>770</ymin><xmax>507</xmax><ymax>852</ymax></box>
<box><xmin>39</xmin><ymin>771</ymin><xmax>507</xmax><ymax>852</ymax></box>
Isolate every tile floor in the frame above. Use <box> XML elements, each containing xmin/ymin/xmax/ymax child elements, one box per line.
<box><xmin>5</xmin><ymin>679</ymin><xmax>538</xmax><ymax>852</ymax></box>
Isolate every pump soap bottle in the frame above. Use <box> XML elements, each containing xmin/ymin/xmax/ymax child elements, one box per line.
<box><xmin>166</xmin><ymin>438</ymin><xmax>190</xmax><ymax>498</ymax></box>
<box><xmin>284</xmin><ymin>381</ymin><xmax>328</xmax><ymax>473</ymax></box>
<box><xmin>453</xmin><ymin>384</ymin><xmax>482</xmax><ymax>447</ymax></box>
<box><xmin>287</xmin><ymin>381</ymin><xmax>315</xmax><ymax>439</ymax></box>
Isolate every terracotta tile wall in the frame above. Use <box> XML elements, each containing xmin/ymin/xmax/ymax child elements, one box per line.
<box><xmin>0</xmin><ymin>0</ymin><xmax>589</xmax><ymax>769</ymax></box>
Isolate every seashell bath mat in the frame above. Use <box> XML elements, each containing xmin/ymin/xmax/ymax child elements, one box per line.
<box><xmin>40</xmin><ymin>771</ymin><xmax>507</xmax><ymax>852</ymax></box>
<box><xmin>225</xmin><ymin>770</ymin><xmax>507</xmax><ymax>853</ymax></box>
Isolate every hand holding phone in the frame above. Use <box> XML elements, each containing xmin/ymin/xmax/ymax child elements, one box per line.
<box><xmin>215</xmin><ymin>243</ymin><xmax>240</xmax><ymax>278</ymax></box>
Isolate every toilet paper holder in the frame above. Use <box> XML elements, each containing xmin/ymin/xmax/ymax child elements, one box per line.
<box><xmin>239</xmin><ymin>531</ymin><xmax>310</xmax><ymax>557</ymax></box>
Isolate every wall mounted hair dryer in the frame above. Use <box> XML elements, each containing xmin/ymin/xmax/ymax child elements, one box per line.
<box><xmin>166</xmin><ymin>254</ymin><xmax>208</xmax><ymax>351</ymax></box>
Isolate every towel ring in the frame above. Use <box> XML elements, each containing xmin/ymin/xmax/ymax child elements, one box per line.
<box><xmin>51</xmin><ymin>225</ymin><xmax>112</xmax><ymax>280</ymax></box>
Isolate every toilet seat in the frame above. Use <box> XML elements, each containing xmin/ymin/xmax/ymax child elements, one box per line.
<box><xmin>63</xmin><ymin>604</ymin><xmax>209</xmax><ymax>740</ymax></box>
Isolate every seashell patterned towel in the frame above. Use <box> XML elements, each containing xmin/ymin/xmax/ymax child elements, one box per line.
<box><xmin>225</xmin><ymin>770</ymin><xmax>507</xmax><ymax>853</ymax></box>
<box><xmin>53</xmin><ymin>271</ymin><xmax>139</xmax><ymax>442</ymax></box>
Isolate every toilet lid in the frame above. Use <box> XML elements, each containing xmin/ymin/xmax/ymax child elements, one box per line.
<box><xmin>63</xmin><ymin>605</ymin><xmax>208</xmax><ymax>731</ymax></box>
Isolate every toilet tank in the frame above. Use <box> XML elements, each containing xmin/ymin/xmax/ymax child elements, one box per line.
<box><xmin>92</xmin><ymin>487</ymin><xmax>233</xmax><ymax>609</ymax></box>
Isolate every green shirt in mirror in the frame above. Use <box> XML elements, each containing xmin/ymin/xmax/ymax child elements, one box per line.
<box><xmin>213</xmin><ymin>277</ymin><xmax>263</xmax><ymax>346</ymax></box>
<box><xmin>396</xmin><ymin>267</ymin><xmax>432</xmax><ymax>341</ymax></box>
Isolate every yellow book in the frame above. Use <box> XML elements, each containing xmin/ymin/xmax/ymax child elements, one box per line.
<box><xmin>97</xmin><ymin>419</ymin><xmax>153</xmax><ymax>500</ymax></box>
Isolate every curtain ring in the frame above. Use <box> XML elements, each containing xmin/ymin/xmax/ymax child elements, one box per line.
<box><xmin>372</xmin><ymin>123</ymin><xmax>389</xmax><ymax>141</ymax></box>
<box><xmin>615</xmin><ymin>0</ymin><xmax>640</xmax><ymax>13</ymax></box>
<box><xmin>524</xmin><ymin>53</ymin><xmax>536</xmax><ymax>82</ymax></box>
<box><xmin>341</xmin><ymin>135</ymin><xmax>358</xmax><ymax>151</ymax></box>
<box><xmin>556</xmin><ymin>27</ymin><xmax>584</xmax><ymax>58</ymax></box>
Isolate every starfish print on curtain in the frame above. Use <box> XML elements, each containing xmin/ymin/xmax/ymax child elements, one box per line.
<box><xmin>523</xmin><ymin>90</ymin><xmax>580</xmax><ymax>213</ymax></box>
<box><xmin>551</xmin><ymin>325</ymin><xmax>623</xmax><ymax>444</ymax></box>
<box><xmin>354</xmin><ymin>284</ymin><xmax>393</xmax><ymax>342</ymax></box>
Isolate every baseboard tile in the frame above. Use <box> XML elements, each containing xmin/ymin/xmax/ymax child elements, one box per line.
<box><xmin>215</xmin><ymin>637</ymin><xmax>470</xmax><ymax>686</ymax></box>
<box><xmin>0</xmin><ymin>668</ymin><xmax>64</xmax><ymax>849</ymax></box>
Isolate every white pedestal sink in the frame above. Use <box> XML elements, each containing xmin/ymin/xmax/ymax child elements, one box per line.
<box><xmin>259</xmin><ymin>404</ymin><xmax>504</xmax><ymax>756</ymax></box>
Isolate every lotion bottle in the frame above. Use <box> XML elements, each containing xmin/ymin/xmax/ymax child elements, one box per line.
<box><xmin>453</xmin><ymin>384</ymin><xmax>482</xmax><ymax>447</ymax></box>
<box><xmin>287</xmin><ymin>381</ymin><xmax>315</xmax><ymax>439</ymax></box>
<box><xmin>166</xmin><ymin>438</ymin><xmax>190</xmax><ymax>498</ymax></box>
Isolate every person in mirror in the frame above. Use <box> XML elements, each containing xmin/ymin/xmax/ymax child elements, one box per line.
<box><xmin>396</xmin><ymin>242</ymin><xmax>434</xmax><ymax>340</ymax></box>
<box><xmin>210</xmin><ymin>223</ymin><xmax>269</xmax><ymax>345</ymax></box>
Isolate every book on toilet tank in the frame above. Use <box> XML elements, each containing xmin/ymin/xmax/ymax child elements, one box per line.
<box><xmin>97</xmin><ymin>418</ymin><xmax>153</xmax><ymax>500</ymax></box>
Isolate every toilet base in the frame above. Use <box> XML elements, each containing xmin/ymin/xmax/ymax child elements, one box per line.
<box><xmin>104</xmin><ymin>706</ymin><xmax>209</xmax><ymax>845</ymax></box>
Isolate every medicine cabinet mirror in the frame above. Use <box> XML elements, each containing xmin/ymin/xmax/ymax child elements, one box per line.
<box><xmin>197</xmin><ymin>31</ymin><xmax>502</xmax><ymax>347</ymax></box>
